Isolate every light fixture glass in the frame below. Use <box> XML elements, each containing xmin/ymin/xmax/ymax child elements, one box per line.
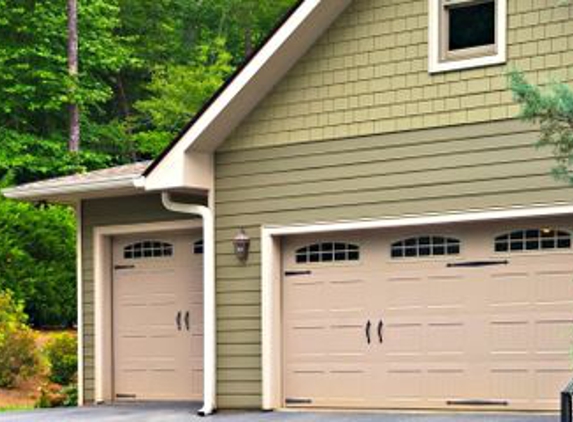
<box><xmin>233</xmin><ymin>228</ymin><xmax>250</xmax><ymax>263</ymax></box>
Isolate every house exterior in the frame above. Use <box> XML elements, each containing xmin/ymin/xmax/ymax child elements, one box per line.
<box><xmin>5</xmin><ymin>0</ymin><xmax>573</xmax><ymax>415</ymax></box>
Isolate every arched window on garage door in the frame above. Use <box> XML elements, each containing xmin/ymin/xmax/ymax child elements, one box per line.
<box><xmin>295</xmin><ymin>242</ymin><xmax>360</xmax><ymax>264</ymax></box>
<box><xmin>391</xmin><ymin>235</ymin><xmax>461</xmax><ymax>258</ymax></box>
<box><xmin>494</xmin><ymin>228</ymin><xmax>572</xmax><ymax>252</ymax></box>
<box><xmin>124</xmin><ymin>241</ymin><xmax>174</xmax><ymax>259</ymax></box>
<box><xmin>193</xmin><ymin>239</ymin><xmax>204</xmax><ymax>255</ymax></box>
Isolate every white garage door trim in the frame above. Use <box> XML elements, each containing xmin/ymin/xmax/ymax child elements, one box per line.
<box><xmin>261</xmin><ymin>203</ymin><xmax>573</xmax><ymax>410</ymax></box>
<box><xmin>93</xmin><ymin>219</ymin><xmax>201</xmax><ymax>403</ymax></box>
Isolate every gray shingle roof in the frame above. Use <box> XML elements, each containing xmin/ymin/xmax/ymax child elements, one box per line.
<box><xmin>2</xmin><ymin>161</ymin><xmax>150</xmax><ymax>201</ymax></box>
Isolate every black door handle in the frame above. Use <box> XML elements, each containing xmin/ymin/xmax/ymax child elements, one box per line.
<box><xmin>378</xmin><ymin>320</ymin><xmax>384</xmax><ymax>344</ymax></box>
<box><xmin>184</xmin><ymin>311</ymin><xmax>190</xmax><ymax>331</ymax></box>
<box><xmin>176</xmin><ymin>311</ymin><xmax>182</xmax><ymax>331</ymax></box>
<box><xmin>365</xmin><ymin>320</ymin><xmax>371</xmax><ymax>344</ymax></box>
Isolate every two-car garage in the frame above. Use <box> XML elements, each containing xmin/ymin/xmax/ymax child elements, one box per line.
<box><xmin>280</xmin><ymin>215</ymin><xmax>573</xmax><ymax>411</ymax></box>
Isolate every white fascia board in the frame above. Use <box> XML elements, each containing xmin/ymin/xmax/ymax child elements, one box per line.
<box><xmin>143</xmin><ymin>0</ymin><xmax>352</xmax><ymax>192</ymax></box>
<box><xmin>2</xmin><ymin>176</ymin><xmax>139</xmax><ymax>201</ymax></box>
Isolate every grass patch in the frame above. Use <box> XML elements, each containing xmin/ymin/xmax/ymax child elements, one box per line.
<box><xmin>0</xmin><ymin>404</ymin><xmax>34</xmax><ymax>412</ymax></box>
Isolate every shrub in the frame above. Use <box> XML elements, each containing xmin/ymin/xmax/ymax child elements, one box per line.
<box><xmin>35</xmin><ymin>383</ymin><xmax>77</xmax><ymax>409</ymax></box>
<box><xmin>43</xmin><ymin>333</ymin><xmax>77</xmax><ymax>386</ymax></box>
<box><xmin>0</xmin><ymin>290</ymin><xmax>40</xmax><ymax>388</ymax></box>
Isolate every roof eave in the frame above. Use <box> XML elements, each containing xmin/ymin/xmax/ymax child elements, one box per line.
<box><xmin>2</xmin><ymin>176</ymin><xmax>140</xmax><ymax>203</ymax></box>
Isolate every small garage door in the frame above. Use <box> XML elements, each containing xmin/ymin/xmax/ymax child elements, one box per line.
<box><xmin>113</xmin><ymin>231</ymin><xmax>203</xmax><ymax>401</ymax></box>
<box><xmin>283</xmin><ymin>216</ymin><xmax>573</xmax><ymax>411</ymax></box>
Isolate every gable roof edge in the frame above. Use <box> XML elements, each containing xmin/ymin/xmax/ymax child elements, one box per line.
<box><xmin>142</xmin><ymin>0</ymin><xmax>353</xmax><ymax>183</ymax></box>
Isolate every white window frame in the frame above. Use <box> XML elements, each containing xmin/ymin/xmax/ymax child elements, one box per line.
<box><xmin>428</xmin><ymin>0</ymin><xmax>507</xmax><ymax>73</ymax></box>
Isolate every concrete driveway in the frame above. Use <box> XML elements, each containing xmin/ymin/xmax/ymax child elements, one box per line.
<box><xmin>0</xmin><ymin>402</ymin><xmax>559</xmax><ymax>422</ymax></box>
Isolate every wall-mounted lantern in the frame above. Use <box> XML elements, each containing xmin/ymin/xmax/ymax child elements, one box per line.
<box><xmin>233</xmin><ymin>228</ymin><xmax>250</xmax><ymax>263</ymax></box>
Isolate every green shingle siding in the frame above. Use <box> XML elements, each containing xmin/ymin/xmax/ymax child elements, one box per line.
<box><xmin>221</xmin><ymin>0</ymin><xmax>573</xmax><ymax>152</ymax></box>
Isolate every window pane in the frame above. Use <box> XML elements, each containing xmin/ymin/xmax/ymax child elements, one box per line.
<box><xmin>322</xmin><ymin>252</ymin><xmax>334</xmax><ymax>262</ymax></box>
<box><xmin>405</xmin><ymin>247</ymin><xmax>417</xmax><ymax>257</ymax></box>
<box><xmin>348</xmin><ymin>251</ymin><xmax>360</xmax><ymax>261</ymax></box>
<box><xmin>334</xmin><ymin>252</ymin><xmax>346</xmax><ymax>261</ymax></box>
<box><xmin>526</xmin><ymin>240</ymin><xmax>538</xmax><ymax>251</ymax></box>
<box><xmin>447</xmin><ymin>244</ymin><xmax>460</xmax><ymax>255</ymax></box>
<box><xmin>449</xmin><ymin>1</ymin><xmax>495</xmax><ymax>51</ymax></box>
<box><xmin>495</xmin><ymin>242</ymin><xmax>508</xmax><ymax>252</ymax></box>
<box><xmin>510</xmin><ymin>241</ymin><xmax>524</xmax><ymax>251</ymax></box>
<box><xmin>391</xmin><ymin>248</ymin><xmax>404</xmax><ymax>258</ymax></box>
<box><xmin>541</xmin><ymin>239</ymin><xmax>555</xmax><ymax>249</ymax></box>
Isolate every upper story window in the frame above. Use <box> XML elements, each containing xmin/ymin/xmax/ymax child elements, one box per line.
<box><xmin>391</xmin><ymin>236</ymin><xmax>461</xmax><ymax>259</ymax></box>
<box><xmin>494</xmin><ymin>229</ymin><xmax>572</xmax><ymax>253</ymax></box>
<box><xmin>124</xmin><ymin>241</ymin><xmax>173</xmax><ymax>260</ymax></box>
<box><xmin>429</xmin><ymin>0</ymin><xmax>507</xmax><ymax>73</ymax></box>
<box><xmin>296</xmin><ymin>242</ymin><xmax>360</xmax><ymax>264</ymax></box>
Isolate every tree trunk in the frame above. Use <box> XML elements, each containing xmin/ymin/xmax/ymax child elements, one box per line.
<box><xmin>68</xmin><ymin>0</ymin><xmax>80</xmax><ymax>153</ymax></box>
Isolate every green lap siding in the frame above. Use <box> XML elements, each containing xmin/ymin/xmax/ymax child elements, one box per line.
<box><xmin>80</xmin><ymin>194</ymin><xmax>191</xmax><ymax>403</ymax></box>
<box><xmin>214</xmin><ymin>119</ymin><xmax>573</xmax><ymax>408</ymax></box>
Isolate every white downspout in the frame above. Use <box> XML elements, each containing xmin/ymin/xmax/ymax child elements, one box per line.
<box><xmin>162</xmin><ymin>192</ymin><xmax>216</xmax><ymax>416</ymax></box>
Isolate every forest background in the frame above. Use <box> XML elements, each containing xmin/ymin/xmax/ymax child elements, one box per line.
<box><xmin>0</xmin><ymin>0</ymin><xmax>297</xmax><ymax>327</ymax></box>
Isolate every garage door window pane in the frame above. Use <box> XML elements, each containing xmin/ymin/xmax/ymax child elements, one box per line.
<box><xmin>296</xmin><ymin>242</ymin><xmax>360</xmax><ymax>264</ymax></box>
<box><xmin>391</xmin><ymin>236</ymin><xmax>461</xmax><ymax>259</ymax></box>
<box><xmin>124</xmin><ymin>241</ymin><xmax>173</xmax><ymax>260</ymax></box>
<box><xmin>495</xmin><ymin>229</ymin><xmax>572</xmax><ymax>252</ymax></box>
<box><xmin>193</xmin><ymin>240</ymin><xmax>204</xmax><ymax>255</ymax></box>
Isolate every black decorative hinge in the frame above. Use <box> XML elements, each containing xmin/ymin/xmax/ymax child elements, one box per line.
<box><xmin>284</xmin><ymin>270</ymin><xmax>312</xmax><ymax>277</ymax></box>
<box><xmin>114</xmin><ymin>265</ymin><xmax>136</xmax><ymax>270</ymax></box>
<box><xmin>116</xmin><ymin>393</ymin><xmax>137</xmax><ymax>399</ymax></box>
<box><xmin>447</xmin><ymin>260</ymin><xmax>509</xmax><ymax>268</ymax></box>
<box><xmin>285</xmin><ymin>398</ymin><xmax>313</xmax><ymax>405</ymax></box>
<box><xmin>447</xmin><ymin>399</ymin><xmax>508</xmax><ymax>407</ymax></box>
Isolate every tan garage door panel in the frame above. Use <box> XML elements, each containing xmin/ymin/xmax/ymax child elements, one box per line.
<box><xmin>283</xmin><ymin>217</ymin><xmax>573</xmax><ymax>411</ymax></box>
<box><xmin>113</xmin><ymin>231</ymin><xmax>203</xmax><ymax>401</ymax></box>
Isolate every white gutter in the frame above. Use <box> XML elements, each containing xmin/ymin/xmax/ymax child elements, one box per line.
<box><xmin>2</xmin><ymin>176</ymin><xmax>138</xmax><ymax>200</ymax></box>
<box><xmin>161</xmin><ymin>192</ymin><xmax>216</xmax><ymax>416</ymax></box>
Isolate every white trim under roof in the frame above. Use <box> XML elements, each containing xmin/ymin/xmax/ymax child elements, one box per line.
<box><xmin>141</xmin><ymin>0</ymin><xmax>352</xmax><ymax>191</ymax></box>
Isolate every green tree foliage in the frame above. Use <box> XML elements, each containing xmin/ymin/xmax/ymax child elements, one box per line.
<box><xmin>133</xmin><ymin>39</ymin><xmax>233</xmax><ymax>156</ymax></box>
<box><xmin>0</xmin><ymin>0</ymin><xmax>133</xmax><ymax>137</ymax></box>
<box><xmin>0</xmin><ymin>291</ymin><xmax>40</xmax><ymax>388</ymax></box>
<box><xmin>0</xmin><ymin>0</ymin><xmax>299</xmax><ymax>327</ymax></box>
<box><xmin>509</xmin><ymin>71</ymin><xmax>573</xmax><ymax>183</ymax></box>
<box><xmin>44</xmin><ymin>333</ymin><xmax>77</xmax><ymax>385</ymax></box>
<box><xmin>0</xmin><ymin>198</ymin><xmax>76</xmax><ymax>327</ymax></box>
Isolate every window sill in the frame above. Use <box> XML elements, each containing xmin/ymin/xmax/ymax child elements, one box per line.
<box><xmin>429</xmin><ymin>52</ymin><xmax>506</xmax><ymax>74</ymax></box>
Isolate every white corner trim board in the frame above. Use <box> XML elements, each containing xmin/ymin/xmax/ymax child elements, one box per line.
<box><xmin>93</xmin><ymin>219</ymin><xmax>202</xmax><ymax>405</ymax></box>
<box><xmin>161</xmin><ymin>193</ymin><xmax>216</xmax><ymax>417</ymax></box>
<box><xmin>260</xmin><ymin>202</ymin><xmax>573</xmax><ymax>409</ymax></box>
<box><xmin>75</xmin><ymin>201</ymin><xmax>84</xmax><ymax>406</ymax></box>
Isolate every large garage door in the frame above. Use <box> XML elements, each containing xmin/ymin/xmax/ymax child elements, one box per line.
<box><xmin>113</xmin><ymin>231</ymin><xmax>203</xmax><ymax>401</ymax></box>
<box><xmin>283</xmin><ymin>216</ymin><xmax>573</xmax><ymax>411</ymax></box>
